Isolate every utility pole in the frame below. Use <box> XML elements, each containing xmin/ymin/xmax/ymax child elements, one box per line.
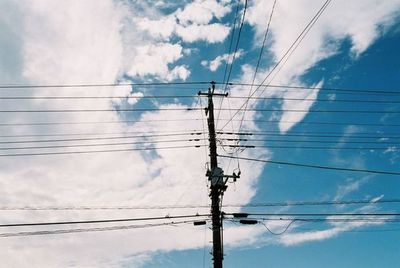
<box><xmin>198</xmin><ymin>81</ymin><xmax>239</xmax><ymax>268</ymax></box>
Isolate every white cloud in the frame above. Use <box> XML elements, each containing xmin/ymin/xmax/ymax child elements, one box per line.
<box><xmin>278</xmin><ymin>203</ymin><xmax>388</xmax><ymax>246</ymax></box>
<box><xmin>244</xmin><ymin>0</ymin><xmax>400</xmax><ymax>132</ymax></box>
<box><xmin>132</xmin><ymin>0</ymin><xmax>231</xmax><ymax>44</ymax></box>
<box><xmin>279</xmin><ymin>226</ymin><xmax>343</xmax><ymax>246</ymax></box>
<box><xmin>278</xmin><ymin>80</ymin><xmax>322</xmax><ymax>133</ymax></box>
<box><xmin>175</xmin><ymin>23</ymin><xmax>230</xmax><ymax>43</ymax></box>
<box><xmin>176</xmin><ymin>0</ymin><xmax>231</xmax><ymax>26</ymax></box>
<box><xmin>334</xmin><ymin>176</ymin><xmax>371</xmax><ymax>201</ymax></box>
<box><xmin>201</xmin><ymin>49</ymin><xmax>244</xmax><ymax>71</ymax></box>
<box><xmin>135</xmin><ymin>16</ymin><xmax>177</xmax><ymax>40</ymax></box>
<box><xmin>0</xmin><ymin>2</ymin><xmax>266</xmax><ymax>266</ymax></box>
<box><xmin>1</xmin><ymin>0</ymin><xmax>399</xmax><ymax>266</ymax></box>
<box><xmin>126</xmin><ymin>43</ymin><xmax>187</xmax><ymax>81</ymax></box>
<box><xmin>166</xmin><ymin>65</ymin><xmax>191</xmax><ymax>81</ymax></box>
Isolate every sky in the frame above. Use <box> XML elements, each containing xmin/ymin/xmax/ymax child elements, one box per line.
<box><xmin>0</xmin><ymin>0</ymin><xmax>400</xmax><ymax>267</ymax></box>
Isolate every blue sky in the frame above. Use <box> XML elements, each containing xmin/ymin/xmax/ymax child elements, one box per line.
<box><xmin>141</xmin><ymin>10</ymin><xmax>400</xmax><ymax>267</ymax></box>
<box><xmin>0</xmin><ymin>0</ymin><xmax>400</xmax><ymax>267</ymax></box>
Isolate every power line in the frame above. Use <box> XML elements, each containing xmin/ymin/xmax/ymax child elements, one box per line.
<box><xmin>218</xmin><ymin>131</ymin><xmax>400</xmax><ymax>139</ymax></box>
<box><xmin>239</xmin><ymin>0</ymin><xmax>277</xmax><ymax>132</ymax></box>
<box><xmin>241</xmin><ymin>136</ymin><xmax>400</xmax><ymax>141</ymax></box>
<box><xmin>225</xmin><ymin>212</ymin><xmax>400</xmax><ymax>217</ymax></box>
<box><xmin>215</xmin><ymin>0</ymin><xmax>242</xmax><ymax>132</ymax></box>
<box><xmin>243</xmin><ymin>130</ymin><xmax>400</xmax><ymax>136</ymax></box>
<box><xmin>219</xmin><ymin>0</ymin><xmax>333</xmax><ymax>131</ymax></box>
<box><xmin>216</xmin><ymin>108</ymin><xmax>400</xmax><ymax>114</ymax></box>
<box><xmin>9</xmin><ymin>129</ymin><xmax>396</xmax><ymax>140</ymax></box>
<box><xmin>254</xmin><ymin>0</ymin><xmax>331</xmax><ymax>91</ymax></box>
<box><xmin>230</xmin><ymin>219</ymin><xmax>400</xmax><ymax>235</ymax></box>
<box><xmin>3</xmin><ymin>198</ymin><xmax>399</xmax><ymax>211</ymax></box>
<box><xmin>245</xmin><ymin>119</ymin><xmax>400</xmax><ymax>127</ymax></box>
<box><xmin>1</xmin><ymin>118</ymin><xmax>399</xmax><ymax>128</ymax></box>
<box><xmin>4</xmin><ymin>107</ymin><xmax>399</xmax><ymax>114</ymax></box>
<box><xmin>0</xmin><ymin>214</ymin><xmax>210</xmax><ymax>228</ymax></box>
<box><xmin>0</xmin><ymin>118</ymin><xmax>204</xmax><ymax>127</ymax></box>
<box><xmin>218</xmin><ymin>155</ymin><xmax>400</xmax><ymax>175</ymax></box>
<box><xmin>0</xmin><ymin>129</ymin><xmax>206</xmax><ymax>138</ymax></box>
<box><xmin>0</xmin><ymin>220</ymin><xmax>206</xmax><ymax>238</ymax></box>
<box><xmin>10</xmin><ymin>218</ymin><xmax>397</xmax><ymax>238</ymax></box>
<box><xmin>2</xmin><ymin>80</ymin><xmax>398</xmax><ymax>95</ymax></box>
<box><xmin>223</xmin><ymin>0</ymin><xmax>248</xmax><ymax>91</ymax></box>
<box><xmin>226</xmin><ymin>137</ymin><xmax>400</xmax><ymax>143</ymax></box>
<box><xmin>0</xmin><ymin>132</ymin><xmax>205</xmax><ymax>144</ymax></box>
<box><xmin>3</xmin><ymin>94</ymin><xmax>400</xmax><ymax>105</ymax></box>
<box><xmin>260</xmin><ymin>219</ymin><xmax>296</xmax><ymax>235</ymax></box>
<box><xmin>250</xmin><ymin>0</ymin><xmax>277</xmax><ymax>89</ymax></box>
<box><xmin>0</xmin><ymin>81</ymin><xmax>210</xmax><ymax>89</ymax></box>
<box><xmin>221</xmin><ymin>0</ymin><xmax>241</xmax><ymax>85</ymax></box>
<box><xmin>295</xmin><ymin>226</ymin><xmax>400</xmax><ymax>233</ymax></box>
<box><xmin>0</xmin><ymin>138</ymin><xmax>205</xmax><ymax>151</ymax></box>
<box><xmin>267</xmin><ymin>0</ymin><xmax>332</xmax><ymax>83</ymax></box>
<box><xmin>0</xmin><ymin>144</ymin><xmax>204</xmax><ymax>157</ymax></box>
<box><xmin>234</xmin><ymin>199</ymin><xmax>400</xmax><ymax>208</ymax></box>
<box><xmin>228</xmin><ymin>95</ymin><xmax>400</xmax><ymax>104</ymax></box>
<box><xmin>248</xmin><ymin>217</ymin><xmax>400</xmax><ymax>223</ymax></box>
<box><xmin>223</xmin><ymin>83</ymin><xmax>400</xmax><ymax>95</ymax></box>
<box><xmin>0</xmin><ymin>95</ymin><xmax>199</xmax><ymax>100</ymax></box>
<box><xmin>0</xmin><ymin>107</ymin><xmax>203</xmax><ymax>113</ymax></box>
<box><xmin>217</xmin><ymin>0</ymin><xmax>248</xmax><ymax>129</ymax></box>
<box><xmin>225</xmin><ymin>145</ymin><xmax>397</xmax><ymax>151</ymax></box>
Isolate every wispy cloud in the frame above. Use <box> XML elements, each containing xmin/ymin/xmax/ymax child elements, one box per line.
<box><xmin>201</xmin><ymin>49</ymin><xmax>244</xmax><ymax>72</ymax></box>
<box><xmin>0</xmin><ymin>0</ymin><xmax>399</xmax><ymax>266</ymax></box>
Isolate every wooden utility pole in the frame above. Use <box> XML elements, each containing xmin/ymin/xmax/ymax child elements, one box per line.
<box><xmin>198</xmin><ymin>81</ymin><xmax>238</xmax><ymax>268</ymax></box>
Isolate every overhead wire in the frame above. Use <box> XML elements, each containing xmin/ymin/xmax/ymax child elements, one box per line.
<box><xmin>1</xmin><ymin>118</ymin><xmax>399</xmax><ymax>128</ymax></box>
<box><xmin>0</xmin><ymin>95</ymin><xmax>198</xmax><ymax>100</ymax></box>
<box><xmin>218</xmin><ymin>155</ymin><xmax>400</xmax><ymax>175</ymax></box>
<box><xmin>266</xmin><ymin>0</ymin><xmax>332</xmax><ymax>84</ymax></box>
<box><xmin>223</xmin><ymin>82</ymin><xmax>400</xmax><ymax>95</ymax></box>
<box><xmin>216</xmin><ymin>0</ymin><xmax>248</xmax><ymax>127</ymax></box>
<box><xmin>238</xmin><ymin>0</ymin><xmax>277</xmax><ymax>132</ymax></box>
<box><xmin>223</xmin><ymin>131</ymin><xmax>400</xmax><ymax>139</ymax></box>
<box><xmin>2</xmin><ymin>198</ymin><xmax>400</xmax><ymax>211</ymax></box>
<box><xmin>295</xmin><ymin>226</ymin><xmax>400</xmax><ymax>233</ymax></box>
<box><xmin>2</xmin><ymin>94</ymin><xmax>400</xmax><ymax>106</ymax></box>
<box><xmin>223</xmin><ymin>0</ymin><xmax>248</xmax><ymax>92</ymax></box>
<box><xmin>0</xmin><ymin>220</ymin><xmax>207</xmax><ymax>238</ymax></box>
<box><xmin>221</xmin><ymin>0</ymin><xmax>241</xmax><ymax>86</ymax></box>
<box><xmin>0</xmin><ymin>107</ymin><xmax>203</xmax><ymax>113</ymax></box>
<box><xmin>0</xmin><ymin>129</ymin><xmax>206</xmax><ymax>138</ymax></box>
<box><xmin>231</xmin><ymin>138</ymin><xmax>400</xmax><ymax>144</ymax></box>
<box><xmin>229</xmin><ymin>218</ymin><xmax>400</xmax><ymax>235</ymax></box>
<box><xmin>0</xmin><ymin>132</ymin><xmax>205</xmax><ymax>145</ymax></box>
<box><xmin>254</xmin><ymin>119</ymin><xmax>400</xmax><ymax>127</ymax></box>
<box><xmin>218</xmin><ymin>0</ymin><xmax>333</xmax><ymax>131</ymax></box>
<box><xmin>225</xmin><ymin>212</ymin><xmax>400</xmax><ymax>217</ymax></box>
<box><xmin>259</xmin><ymin>219</ymin><xmax>296</xmax><ymax>235</ymax></box>
<box><xmin>238</xmin><ymin>129</ymin><xmax>400</xmax><ymax>136</ymax></box>
<box><xmin>228</xmin><ymin>95</ymin><xmax>400</xmax><ymax>104</ymax></box>
<box><xmin>2</xmin><ymin>87</ymin><xmax>400</xmax><ymax>99</ymax></box>
<box><xmin>2</xmin><ymin>107</ymin><xmax>399</xmax><ymax>114</ymax></box>
<box><xmin>0</xmin><ymin>118</ymin><xmax>206</xmax><ymax>127</ymax></box>
<box><xmin>233</xmin><ymin>198</ymin><xmax>400</xmax><ymax>208</ymax></box>
<box><xmin>0</xmin><ymin>144</ymin><xmax>205</xmax><ymax>157</ymax></box>
<box><xmin>1</xmin><ymin>80</ymin><xmax>398</xmax><ymax>95</ymax></box>
<box><xmin>216</xmin><ymin>108</ymin><xmax>400</xmax><ymax>114</ymax></box>
<box><xmin>0</xmin><ymin>213</ymin><xmax>211</xmax><ymax>228</ymax></box>
<box><xmin>0</xmin><ymin>138</ymin><xmax>206</xmax><ymax>151</ymax></box>
<box><xmin>223</xmin><ymin>145</ymin><xmax>397</xmax><ymax>151</ymax></box>
<box><xmin>0</xmin><ymin>81</ymin><xmax>211</xmax><ymax>89</ymax></box>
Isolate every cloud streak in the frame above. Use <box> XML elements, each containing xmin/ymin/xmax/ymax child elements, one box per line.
<box><xmin>0</xmin><ymin>0</ymin><xmax>399</xmax><ymax>267</ymax></box>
